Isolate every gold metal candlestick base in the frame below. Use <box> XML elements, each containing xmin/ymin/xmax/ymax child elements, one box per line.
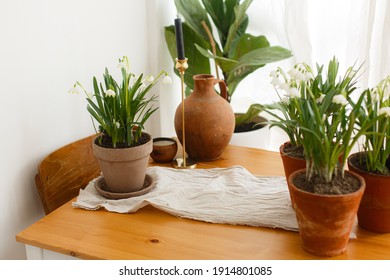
<box><xmin>172</xmin><ymin>158</ymin><xmax>197</xmax><ymax>169</ymax></box>
<box><xmin>172</xmin><ymin>57</ymin><xmax>197</xmax><ymax>169</ymax></box>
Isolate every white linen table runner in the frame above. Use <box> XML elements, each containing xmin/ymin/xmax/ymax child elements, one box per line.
<box><xmin>73</xmin><ymin>165</ymin><xmax>300</xmax><ymax>231</ymax></box>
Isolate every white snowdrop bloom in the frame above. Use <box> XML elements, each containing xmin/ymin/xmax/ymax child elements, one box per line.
<box><xmin>287</xmin><ymin>68</ymin><xmax>298</xmax><ymax>78</ymax></box>
<box><xmin>378</xmin><ymin>107</ymin><xmax>390</xmax><ymax>118</ymax></box>
<box><xmin>322</xmin><ymin>114</ymin><xmax>327</xmax><ymax>122</ymax></box>
<box><xmin>117</xmin><ymin>61</ymin><xmax>127</xmax><ymax>70</ymax></box>
<box><xmin>280</xmin><ymin>82</ymin><xmax>290</xmax><ymax>91</ymax></box>
<box><xmin>115</xmin><ymin>122</ymin><xmax>121</xmax><ymax>129</ymax></box>
<box><xmin>271</xmin><ymin>77</ymin><xmax>283</xmax><ymax>87</ymax></box>
<box><xmin>146</xmin><ymin>75</ymin><xmax>155</xmax><ymax>83</ymax></box>
<box><xmin>270</xmin><ymin>70</ymin><xmax>279</xmax><ymax>78</ymax></box>
<box><xmin>281</xmin><ymin>96</ymin><xmax>290</xmax><ymax>104</ymax></box>
<box><xmin>289</xmin><ymin>87</ymin><xmax>300</xmax><ymax>98</ymax></box>
<box><xmin>316</xmin><ymin>94</ymin><xmax>325</xmax><ymax>103</ymax></box>
<box><xmin>162</xmin><ymin>75</ymin><xmax>172</xmax><ymax>84</ymax></box>
<box><xmin>68</xmin><ymin>86</ymin><xmax>79</xmax><ymax>95</ymax></box>
<box><xmin>105</xmin><ymin>89</ymin><xmax>116</xmax><ymax>97</ymax></box>
<box><xmin>332</xmin><ymin>94</ymin><xmax>348</xmax><ymax>106</ymax></box>
<box><xmin>370</xmin><ymin>90</ymin><xmax>380</xmax><ymax>102</ymax></box>
<box><xmin>303</xmin><ymin>71</ymin><xmax>314</xmax><ymax>81</ymax></box>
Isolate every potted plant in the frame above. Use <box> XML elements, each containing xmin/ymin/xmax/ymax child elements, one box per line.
<box><xmin>282</xmin><ymin>58</ymin><xmax>378</xmax><ymax>257</ymax></box>
<box><xmin>347</xmin><ymin>76</ymin><xmax>390</xmax><ymax>232</ymax></box>
<box><xmin>262</xmin><ymin>58</ymin><xmax>359</xmax><ymax>183</ymax></box>
<box><xmin>69</xmin><ymin>56</ymin><xmax>171</xmax><ymax>194</ymax></box>
<box><xmin>164</xmin><ymin>0</ymin><xmax>292</xmax><ymax>131</ymax></box>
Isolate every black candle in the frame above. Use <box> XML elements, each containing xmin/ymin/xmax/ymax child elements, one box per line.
<box><xmin>174</xmin><ymin>17</ymin><xmax>185</xmax><ymax>60</ymax></box>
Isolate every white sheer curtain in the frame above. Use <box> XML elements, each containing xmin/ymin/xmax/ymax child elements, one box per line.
<box><xmin>152</xmin><ymin>0</ymin><xmax>390</xmax><ymax>150</ymax></box>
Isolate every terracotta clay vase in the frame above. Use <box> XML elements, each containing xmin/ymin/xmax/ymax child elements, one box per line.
<box><xmin>174</xmin><ymin>74</ymin><xmax>235</xmax><ymax>161</ymax></box>
<box><xmin>92</xmin><ymin>133</ymin><xmax>152</xmax><ymax>193</ymax></box>
<box><xmin>348</xmin><ymin>152</ymin><xmax>390</xmax><ymax>233</ymax></box>
<box><xmin>288</xmin><ymin>168</ymin><xmax>365</xmax><ymax>257</ymax></box>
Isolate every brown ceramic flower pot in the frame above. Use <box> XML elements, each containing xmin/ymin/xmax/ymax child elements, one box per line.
<box><xmin>280</xmin><ymin>142</ymin><xmax>306</xmax><ymax>206</ymax></box>
<box><xmin>92</xmin><ymin>133</ymin><xmax>152</xmax><ymax>193</ymax></box>
<box><xmin>279</xmin><ymin>142</ymin><xmax>306</xmax><ymax>182</ymax></box>
<box><xmin>348</xmin><ymin>152</ymin><xmax>390</xmax><ymax>233</ymax></box>
<box><xmin>288</xmin><ymin>168</ymin><xmax>365</xmax><ymax>257</ymax></box>
<box><xmin>174</xmin><ymin>74</ymin><xmax>235</xmax><ymax>161</ymax></box>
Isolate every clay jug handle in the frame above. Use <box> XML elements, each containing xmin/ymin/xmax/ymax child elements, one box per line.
<box><xmin>214</xmin><ymin>79</ymin><xmax>228</xmax><ymax>101</ymax></box>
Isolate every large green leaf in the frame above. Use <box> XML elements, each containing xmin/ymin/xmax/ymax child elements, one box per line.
<box><xmin>174</xmin><ymin>0</ymin><xmax>211</xmax><ymax>42</ymax></box>
<box><xmin>195</xmin><ymin>44</ymin><xmax>237</xmax><ymax>72</ymax></box>
<box><xmin>227</xmin><ymin>46</ymin><xmax>292</xmax><ymax>92</ymax></box>
<box><xmin>165</xmin><ymin>23</ymin><xmax>211</xmax><ymax>91</ymax></box>
<box><xmin>224</xmin><ymin>0</ymin><xmax>253</xmax><ymax>54</ymax></box>
<box><xmin>231</xmin><ymin>34</ymin><xmax>270</xmax><ymax>60</ymax></box>
<box><xmin>223</xmin><ymin>0</ymin><xmax>241</xmax><ymax>38</ymax></box>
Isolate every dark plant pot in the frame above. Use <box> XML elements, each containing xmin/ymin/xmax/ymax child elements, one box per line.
<box><xmin>92</xmin><ymin>133</ymin><xmax>152</xmax><ymax>193</ymax></box>
<box><xmin>348</xmin><ymin>152</ymin><xmax>390</xmax><ymax>233</ymax></box>
<box><xmin>229</xmin><ymin>115</ymin><xmax>270</xmax><ymax>149</ymax></box>
<box><xmin>288</xmin><ymin>168</ymin><xmax>365</xmax><ymax>257</ymax></box>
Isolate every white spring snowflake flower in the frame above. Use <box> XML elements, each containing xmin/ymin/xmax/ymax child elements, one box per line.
<box><xmin>270</xmin><ymin>70</ymin><xmax>279</xmax><ymax>78</ymax></box>
<box><xmin>271</xmin><ymin>76</ymin><xmax>283</xmax><ymax>88</ymax></box>
<box><xmin>378</xmin><ymin>107</ymin><xmax>390</xmax><ymax>118</ymax></box>
<box><xmin>115</xmin><ymin>121</ymin><xmax>121</xmax><ymax>129</ymax></box>
<box><xmin>281</xmin><ymin>96</ymin><xmax>290</xmax><ymax>104</ymax></box>
<box><xmin>146</xmin><ymin>75</ymin><xmax>154</xmax><ymax>83</ymax></box>
<box><xmin>279</xmin><ymin>83</ymin><xmax>290</xmax><ymax>91</ymax></box>
<box><xmin>289</xmin><ymin>87</ymin><xmax>300</xmax><ymax>99</ymax></box>
<box><xmin>105</xmin><ymin>89</ymin><xmax>116</xmax><ymax>97</ymax></box>
<box><xmin>370</xmin><ymin>89</ymin><xmax>380</xmax><ymax>102</ymax></box>
<box><xmin>316</xmin><ymin>94</ymin><xmax>325</xmax><ymax>103</ymax></box>
<box><xmin>68</xmin><ymin>85</ymin><xmax>79</xmax><ymax>95</ymax></box>
<box><xmin>162</xmin><ymin>75</ymin><xmax>172</xmax><ymax>84</ymax></box>
<box><xmin>117</xmin><ymin>61</ymin><xmax>127</xmax><ymax>70</ymax></box>
<box><xmin>332</xmin><ymin>94</ymin><xmax>348</xmax><ymax>106</ymax></box>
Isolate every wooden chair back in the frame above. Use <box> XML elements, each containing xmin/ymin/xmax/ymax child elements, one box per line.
<box><xmin>35</xmin><ymin>135</ymin><xmax>101</xmax><ymax>215</ymax></box>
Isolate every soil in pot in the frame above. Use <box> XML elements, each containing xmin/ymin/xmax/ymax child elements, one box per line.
<box><xmin>288</xmin><ymin>169</ymin><xmax>365</xmax><ymax>257</ymax></box>
<box><xmin>234</xmin><ymin>115</ymin><xmax>266</xmax><ymax>133</ymax></box>
<box><xmin>348</xmin><ymin>152</ymin><xmax>390</xmax><ymax>233</ymax></box>
<box><xmin>292</xmin><ymin>171</ymin><xmax>360</xmax><ymax>195</ymax></box>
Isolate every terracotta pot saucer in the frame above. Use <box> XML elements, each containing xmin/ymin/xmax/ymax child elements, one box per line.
<box><xmin>94</xmin><ymin>174</ymin><xmax>155</xmax><ymax>199</ymax></box>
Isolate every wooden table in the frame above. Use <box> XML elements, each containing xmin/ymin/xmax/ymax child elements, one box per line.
<box><xmin>16</xmin><ymin>145</ymin><xmax>390</xmax><ymax>259</ymax></box>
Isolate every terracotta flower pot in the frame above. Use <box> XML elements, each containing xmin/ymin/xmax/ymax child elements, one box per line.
<box><xmin>92</xmin><ymin>133</ymin><xmax>152</xmax><ymax>193</ymax></box>
<box><xmin>348</xmin><ymin>152</ymin><xmax>390</xmax><ymax>233</ymax></box>
<box><xmin>279</xmin><ymin>142</ymin><xmax>306</xmax><ymax>182</ymax></box>
<box><xmin>174</xmin><ymin>74</ymin><xmax>235</xmax><ymax>161</ymax></box>
<box><xmin>280</xmin><ymin>142</ymin><xmax>306</xmax><ymax>206</ymax></box>
<box><xmin>288</xmin><ymin>168</ymin><xmax>365</xmax><ymax>257</ymax></box>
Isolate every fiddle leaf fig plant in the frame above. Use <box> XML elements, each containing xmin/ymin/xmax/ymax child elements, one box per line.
<box><xmin>164</xmin><ymin>0</ymin><xmax>292</xmax><ymax>126</ymax></box>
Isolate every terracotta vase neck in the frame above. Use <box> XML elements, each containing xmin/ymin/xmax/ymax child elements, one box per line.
<box><xmin>193</xmin><ymin>74</ymin><xmax>217</xmax><ymax>97</ymax></box>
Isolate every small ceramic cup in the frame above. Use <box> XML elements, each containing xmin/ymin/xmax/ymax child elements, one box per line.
<box><xmin>151</xmin><ymin>137</ymin><xmax>178</xmax><ymax>163</ymax></box>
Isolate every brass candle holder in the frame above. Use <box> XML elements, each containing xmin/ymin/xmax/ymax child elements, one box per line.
<box><xmin>172</xmin><ymin>58</ymin><xmax>197</xmax><ymax>169</ymax></box>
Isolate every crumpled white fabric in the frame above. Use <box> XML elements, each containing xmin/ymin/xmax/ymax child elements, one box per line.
<box><xmin>72</xmin><ymin>165</ymin><xmax>299</xmax><ymax>231</ymax></box>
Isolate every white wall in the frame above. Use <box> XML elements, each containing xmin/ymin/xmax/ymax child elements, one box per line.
<box><xmin>0</xmin><ymin>0</ymin><xmax>151</xmax><ymax>259</ymax></box>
